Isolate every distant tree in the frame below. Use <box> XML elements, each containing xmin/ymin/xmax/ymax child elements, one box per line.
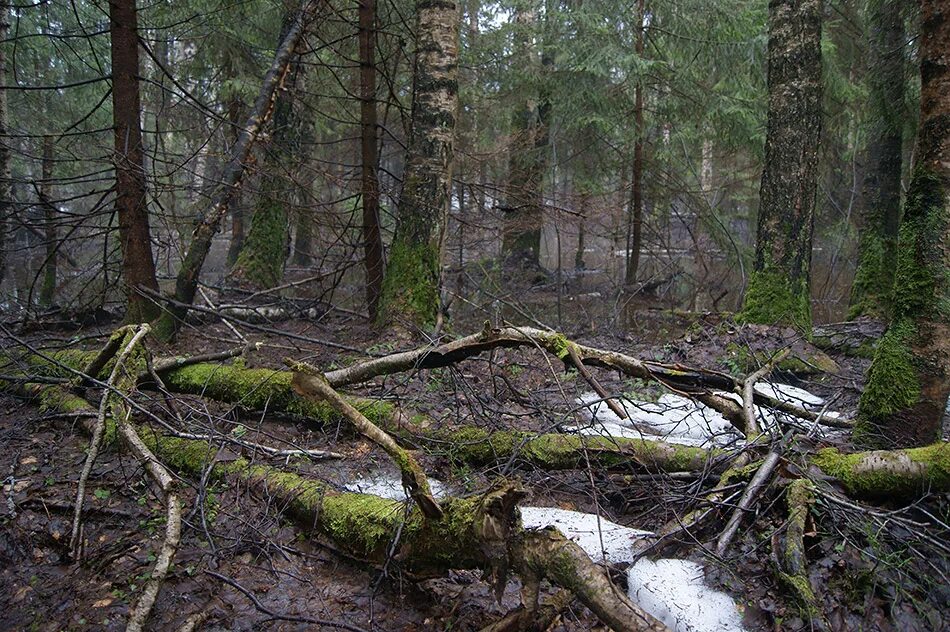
<box><xmin>739</xmin><ymin>0</ymin><xmax>822</xmax><ymax>330</ymax></box>
<box><xmin>849</xmin><ymin>0</ymin><xmax>907</xmax><ymax>319</ymax></box>
<box><xmin>623</xmin><ymin>0</ymin><xmax>646</xmax><ymax>290</ymax></box>
<box><xmin>154</xmin><ymin>0</ymin><xmax>319</xmax><ymax>340</ymax></box>
<box><xmin>359</xmin><ymin>0</ymin><xmax>385</xmax><ymax>319</ymax></box>
<box><xmin>501</xmin><ymin>1</ymin><xmax>547</xmax><ymax>270</ymax></box>
<box><xmin>110</xmin><ymin>0</ymin><xmax>162</xmax><ymax>322</ymax></box>
<box><xmin>38</xmin><ymin>136</ymin><xmax>56</xmax><ymax>306</ymax></box>
<box><xmin>378</xmin><ymin>0</ymin><xmax>461</xmax><ymax>332</ymax></box>
<box><xmin>0</xmin><ymin>1</ymin><xmax>11</xmax><ymax>291</ymax></box>
<box><xmin>856</xmin><ymin>0</ymin><xmax>950</xmax><ymax>447</ymax></box>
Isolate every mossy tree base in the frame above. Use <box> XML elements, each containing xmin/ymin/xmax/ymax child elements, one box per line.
<box><xmin>738</xmin><ymin>269</ymin><xmax>812</xmax><ymax>332</ymax></box>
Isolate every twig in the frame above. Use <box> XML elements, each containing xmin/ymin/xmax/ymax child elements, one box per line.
<box><xmin>715</xmin><ymin>448</ymin><xmax>783</xmax><ymax>556</ymax></box>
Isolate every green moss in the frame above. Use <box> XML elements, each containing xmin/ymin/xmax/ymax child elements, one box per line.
<box><xmin>378</xmin><ymin>239</ymin><xmax>441</xmax><ymax>329</ymax></box>
<box><xmin>738</xmin><ymin>268</ymin><xmax>811</xmax><ymax>331</ymax></box>
<box><xmin>849</xmin><ymin>232</ymin><xmax>893</xmax><ymax>320</ymax></box>
<box><xmin>810</xmin><ymin>443</ymin><xmax>950</xmax><ymax>499</ymax></box>
<box><xmin>230</xmin><ymin>189</ymin><xmax>290</xmax><ymax>289</ymax></box>
<box><xmin>158</xmin><ymin>362</ymin><xmax>394</xmax><ymax>427</ymax></box>
<box><xmin>548</xmin><ymin>333</ymin><xmax>572</xmax><ymax>361</ymax></box>
<box><xmin>435</xmin><ymin>425</ymin><xmax>714</xmax><ymax>472</ymax></box>
<box><xmin>855</xmin><ymin>319</ymin><xmax>920</xmax><ymax>445</ymax></box>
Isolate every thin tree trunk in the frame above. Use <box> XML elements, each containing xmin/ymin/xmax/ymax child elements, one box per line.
<box><xmin>359</xmin><ymin>0</ymin><xmax>384</xmax><ymax>319</ymax></box>
<box><xmin>502</xmin><ymin>3</ymin><xmax>546</xmax><ymax>269</ymax></box>
<box><xmin>849</xmin><ymin>0</ymin><xmax>905</xmax><ymax>318</ymax></box>
<box><xmin>0</xmin><ymin>1</ymin><xmax>10</xmax><ymax>290</ymax></box>
<box><xmin>739</xmin><ymin>0</ymin><xmax>822</xmax><ymax>330</ymax></box>
<box><xmin>378</xmin><ymin>0</ymin><xmax>461</xmax><ymax>332</ymax></box>
<box><xmin>39</xmin><ymin>136</ymin><xmax>56</xmax><ymax>306</ymax></box>
<box><xmin>857</xmin><ymin>0</ymin><xmax>950</xmax><ymax>447</ymax></box>
<box><xmin>155</xmin><ymin>0</ymin><xmax>320</xmax><ymax>339</ymax></box>
<box><xmin>109</xmin><ymin>0</ymin><xmax>161</xmax><ymax>322</ymax></box>
<box><xmin>225</xmin><ymin>96</ymin><xmax>246</xmax><ymax>267</ymax></box>
<box><xmin>624</xmin><ymin>0</ymin><xmax>645</xmax><ymax>291</ymax></box>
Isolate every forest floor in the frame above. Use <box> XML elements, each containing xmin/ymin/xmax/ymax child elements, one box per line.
<box><xmin>0</xmin><ymin>291</ymin><xmax>947</xmax><ymax>631</ymax></box>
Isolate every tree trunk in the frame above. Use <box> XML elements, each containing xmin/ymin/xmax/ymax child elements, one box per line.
<box><xmin>0</xmin><ymin>1</ymin><xmax>10</xmax><ymax>290</ymax></box>
<box><xmin>229</xmin><ymin>12</ymin><xmax>305</xmax><ymax>290</ymax></box>
<box><xmin>501</xmin><ymin>2</ymin><xmax>547</xmax><ymax>269</ymax></box>
<box><xmin>856</xmin><ymin>0</ymin><xmax>950</xmax><ymax>447</ymax></box>
<box><xmin>39</xmin><ymin>136</ymin><xmax>56</xmax><ymax>306</ymax></box>
<box><xmin>377</xmin><ymin>0</ymin><xmax>461</xmax><ymax>332</ymax></box>
<box><xmin>624</xmin><ymin>0</ymin><xmax>645</xmax><ymax>290</ymax></box>
<box><xmin>154</xmin><ymin>0</ymin><xmax>320</xmax><ymax>339</ymax></box>
<box><xmin>110</xmin><ymin>0</ymin><xmax>161</xmax><ymax>323</ymax></box>
<box><xmin>739</xmin><ymin>0</ymin><xmax>822</xmax><ymax>330</ymax></box>
<box><xmin>225</xmin><ymin>96</ymin><xmax>246</xmax><ymax>267</ymax></box>
<box><xmin>359</xmin><ymin>0</ymin><xmax>385</xmax><ymax>319</ymax></box>
<box><xmin>849</xmin><ymin>0</ymin><xmax>906</xmax><ymax>319</ymax></box>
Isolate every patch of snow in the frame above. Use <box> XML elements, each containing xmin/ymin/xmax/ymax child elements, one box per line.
<box><xmin>754</xmin><ymin>381</ymin><xmax>824</xmax><ymax>410</ymax></box>
<box><xmin>627</xmin><ymin>558</ymin><xmax>746</xmax><ymax>632</ymax></box>
<box><xmin>520</xmin><ymin>506</ymin><xmax>651</xmax><ymax>564</ymax></box>
<box><xmin>575</xmin><ymin>392</ymin><xmax>742</xmax><ymax>447</ymax></box>
<box><xmin>344</xmin><ymin>473</ymin><xmax>447</xmax><ymax>501</ymax></box>
<box><xmin>577</xmin><ymin>380</ymin><xmax>838</xmax><ymax>445</ymax></box>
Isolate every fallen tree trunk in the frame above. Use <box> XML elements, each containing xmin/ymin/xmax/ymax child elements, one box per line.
<box><xmin>10</xmin><ymin>377</ymin><xmax>669</xmax><ymax>632</ymax></box>
<box><xmin>321</xmin><ymin>325</ymin><xmax>852</xmax><ymax>429</ymax></box>
<box><xmin>5</xmin><ymin>349</ymin><xmax>722</xmax><ymax>474</ymax></box>
<box><xmin>5</xmin><ymin>349</ymin><xmax>948</xmax><ymax>499</ymax></box>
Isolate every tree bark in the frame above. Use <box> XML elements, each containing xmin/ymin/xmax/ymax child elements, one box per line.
<box><xmin>849</xmin><ymin>0</ymin><xmax>906</xmax><ymax>319</ymax></box>
<box><xmin>154</xmin><ymin>0</ymin><xmax>320</xmax><ymax>339</ymax></box>
<box><xmin>109</xmin><ymin>0</ymin><xmax>161</xmax><ymax>322</ymax></box>
<box><xmin>624</xmin><ymin>0</ymin><xmax>645</xmax><ymax>291</ymax></box>
<box><xmin>378</xmin><ymin>0</ymin><xmax>461</xmax><ymax>332</ymax></box>
<box><xmin>739</xmin><ymin>0</ymin><xmax>822</xmax><ymax>330</ymax></box>
<box><xmin>39</xmin><ymin>136</ymin><xmax>57</xmax><ymax>306</ymax></box>
<box><xmin>0</xmin><ymin>1</ymin><xmax>10</xmax><ymax>290</ymax></box>
<box><xmin>359</xmin><ymin>0</ymin><xmax>385</xmax><ymax>319</ymax></box>
<box><xmin>856</xmin><ymin>0</ymin><xmax>950</xmax><ymax>447</ymax></box>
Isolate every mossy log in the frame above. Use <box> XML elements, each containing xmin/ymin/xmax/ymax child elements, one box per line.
<box><xmin>11</xmin><ymin>377</ymin><xmax>669</xmax><ymax>632</ymax></box>
<box><xmin>8</xmin><ymin>347</ymin><xmax>949</xmax><ymax>499</ymax></box>
<box><xmin>810</xmin><ymin>443</ymin><xmax>950</xmax><ymax>500</ymax></box>
<box><xmin>1</xmin><ymin>349</ymin><xmax>721</xmax><ymax>474</ymax></box>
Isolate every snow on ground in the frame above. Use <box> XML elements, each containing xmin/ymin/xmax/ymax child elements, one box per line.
<box><xmin>574</xmin><ymin>392</ymin><xmax>742</xmax><ymax>447</ymax></box>
<box><xmin>753</xmin><ymin>381</ymin><xmax>824</xmax><ymax>409</ymax></box>
<box><xmin>627</xmin><ymin>558</ymin><xmax>746</xmax><ymax>632</ymax></box>
<box><xmin>575</xmin><ymin>381</ymin><xmax>838</xmax><ymax>445</ymax></box>
<box><xmin>344</xmin><ymin>473</ymin><xmax>447</xmax><ymax>500</ymax></box>
<box><xmin>344</xmin><ymin>473</ymin><xmax>747</xmax><ymax>631</ymax></box>
<box><xmin>519</xmin><ymin>506</ymin><xmax>651</xmax><ymax>564</ymax></box>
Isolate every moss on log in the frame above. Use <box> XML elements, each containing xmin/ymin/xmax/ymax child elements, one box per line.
<box><xmin>810</xmin><ymin>443</ymin><xmax>950</xmax><ymax>500</ymax></box>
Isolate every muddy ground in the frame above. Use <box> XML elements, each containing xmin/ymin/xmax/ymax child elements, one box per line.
<box><xmin>1</xmin><ymin>292</ymin><xmax>947</xmax><ymax>631</ymax></box>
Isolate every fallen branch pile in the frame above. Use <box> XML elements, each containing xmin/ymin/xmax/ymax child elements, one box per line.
<box><xmin>1</xmin><ymin>323</ymin><xmax>949</xmax><ymax>630</ymax></box>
